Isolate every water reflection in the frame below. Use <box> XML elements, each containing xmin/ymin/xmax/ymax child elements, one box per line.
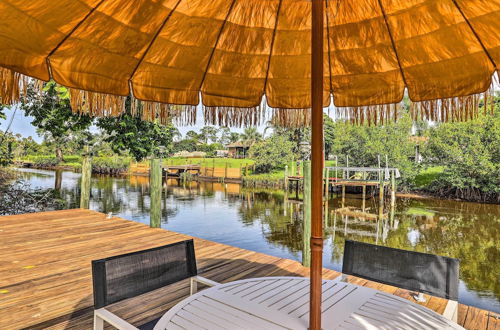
<box><xmin>13</xmin><ymin>167</ymin><xmax>500</xmax><ymax>313</ymax></box>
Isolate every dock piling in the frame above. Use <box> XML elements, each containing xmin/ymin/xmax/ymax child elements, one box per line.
<box><xmin>79</xmin><ymin>146</ymin><xmax>92</xmax><ymax>209</ymax></box>
<box><xmin>302</xmin><ymin>161</ymin><xmax>311</xmax><ymax>267</ymax></box>
<box><xmin>150</xmin><ymin>158</ymin><xmax>162</xmax><ymax>228</ymax></box>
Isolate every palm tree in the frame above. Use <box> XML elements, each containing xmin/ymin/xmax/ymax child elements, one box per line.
<box><xmin>240</xmin><ymin>127</ymin><xmax>262</xmax><ymax>146</ymax></box>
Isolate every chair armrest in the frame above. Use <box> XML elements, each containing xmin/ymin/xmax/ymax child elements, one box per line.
<box><xmin>192</xmin><ymin>275</ymin><xmax>219</xmax><ymax>287</ymax></box>
<box><xmin>443</xmin><ymin>300</ymin><xmax>458</xmax><ymax>322</ymax></box>
<box><xmin>95</xmin><ymin>308</ymin><xmax>139</xmax><ymax>330</ymax></box>
<box><xmin>190</xmin><ymin>276</ymin><xmax>220</xmax><ymax>295</ymax></box>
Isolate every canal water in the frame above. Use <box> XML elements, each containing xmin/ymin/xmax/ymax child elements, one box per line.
<box><xmin>14</xmin><ymin>167</ymin><xmax>500</xmax><ymax>313</ymax></box>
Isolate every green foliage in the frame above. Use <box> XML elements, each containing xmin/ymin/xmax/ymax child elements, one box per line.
<box><xmin>240</xmin><ymin>127</ymin><xmax>262</xmax><ymax>144</ymax></box>
<box><xmin>422</xmin><ymin>109</ymin><xmax>499</xmax><ymax>202</ymax></box>
<box><xmin>324</xmin><ymin>113</ymin><xmax>417</xmax><ymax>189</ymax></box>
<box><xmin>197</xmin><ymin>143</ymin><xmax>224</xmax><ymax>157</ymax></box>
<box><xmin>248</xmin><ymin>135</ymin><xmax>295</xmax><ymax>173</ymax></box>
<box><xmin>414</xmin><ymin>166</ymin><xmax>444</xmax><ymax>188</ymax></box>
<box><xmin>199</xmin><ymin>126</ymin><xmax>219</xmax><ymax>144</ymax></box>
<box><xmin>0</xmin><ymin>140</ymin><xmax>13</xmax><ymax>166</ymax></box>
<box><xmin>174</xmin><ymin>127</ymin><xmax>242</xmax><ymax>154</ymax></box>
<box><xmin>31</xmin><ymin>155</ymin><xmax>59</xmax><ymax>167</ymax></box>
<box><xmin>21</xmin><ymin>81</ymin><xmax>93</xmax><ymax>161</ymax></box>
<box><xmin>97</xmin><ymin>100</ymin><xmax>176</xmax><ymax>161</ymax></box>
<box><xmin>0</xmin><ymin>106</ymin><xmax>6</xmax><ymax>120</ymax></box>
<box><xmin>172</xmin><ymin>139</ymin><xmax>198</xmax><ymax>153</ymax></box>
<box><xmin>92</xmin><ymin>157</ymin><xmax>130</xmax><ymax>174</ymax></box>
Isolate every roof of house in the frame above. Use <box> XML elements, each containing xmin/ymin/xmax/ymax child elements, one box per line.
<box><xmin>226</xmin><ymin>141</ymin><xmax>251</xmax><ymax>148</ymax></box>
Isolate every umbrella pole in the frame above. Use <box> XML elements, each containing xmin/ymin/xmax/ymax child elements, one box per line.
<box><xmin>309</xmin><ymin>0</ymin><xmax>324</xmax><ymax>329</ymax></box>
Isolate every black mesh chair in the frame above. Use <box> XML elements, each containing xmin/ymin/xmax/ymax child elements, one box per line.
<box><xmin>341</xmin><ymin>240</ymin><xmax>459</xmax><ymax>322</ymax></box>
<box><xmin>92</xmin><ymin>239</ymin><xmax>219</xmax><ymax>330</ymax></box>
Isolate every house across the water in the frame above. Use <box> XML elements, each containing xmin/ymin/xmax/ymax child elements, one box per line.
<box><xmin>227</xmin><ymin>141</ymin><xmax>251</xmax><ymax>158</ymax></box>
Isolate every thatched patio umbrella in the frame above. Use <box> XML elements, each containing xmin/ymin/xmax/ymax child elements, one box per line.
<box><xmin>0</xmin><ymin>1</ymin><xmax>498</xmax><ymax>329</ymax></box>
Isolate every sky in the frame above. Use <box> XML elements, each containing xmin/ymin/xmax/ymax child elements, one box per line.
<box><xmin>0</xmin><ymin>104</ymin><xmax>268</xmax><ymax>143</ymax></box>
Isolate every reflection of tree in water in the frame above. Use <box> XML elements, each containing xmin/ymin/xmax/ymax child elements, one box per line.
<box><xmin>15</xmin><ymin>168</ymin><xmax>500</xmax><ymax>307</ymax></box>
<box><xmin>329</xmin><ymin>197</ymin><xmax>499</xmax><ymax>301</ymax></box>
<box><xmin>410</xmin><ymin>211</ymin><xmax>499</xmax><ymax>301</ymax></box>
<box><xmin>238</xmin><ymin>191</ymin><xmax>303</xmax><ymax>254</ymax></box>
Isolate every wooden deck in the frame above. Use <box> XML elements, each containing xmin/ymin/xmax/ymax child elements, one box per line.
<box><xmin>0</xmin><ymin>209</ymin><xmax>496</xmax><ymax>329</ymax></box>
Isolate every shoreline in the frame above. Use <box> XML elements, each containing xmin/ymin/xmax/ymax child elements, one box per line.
<box><xmin>13</xmin><ymin>163</ymin><xmax>499</xmax><ymax>204</ymax></box>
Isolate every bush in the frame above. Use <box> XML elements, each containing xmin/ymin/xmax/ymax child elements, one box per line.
<box><xmin>324</xmin><ymin>113</ymin><xmax>418</xmax><ymax>190</ymax></box>
<box><xmin>422</xmin><ymin>110</ymin><xmax>499</xmax><ymax>202</ymax></box>
<box><xmin>31</xmin><ymin>155</ymin><xmax>60</xmax><ymax>167</ymax></box>
<box><xmin>248</xmin><ymin>135</ymin><xmax>295</xmax><ymax>173</ymax></box>
<box><xmin>62</xmin><ymin>155</ymin><xmax>82</xmax><ymax>163</ymax></box>
<box><xmin>92</xmin><ymin>157</ymin><xmax>130</xmax><ymax>175</ymax></box>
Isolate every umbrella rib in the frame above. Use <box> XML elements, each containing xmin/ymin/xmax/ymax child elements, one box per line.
<box><xmin>376</xmin><ymin>0</ymin><xmax>409</xmax><ymax>89</ymax></box>
<box><xmin>128</xmin><ymin>0</ymin><xmax>184</xmax><ymax>83</ymax></box>
<box><xmin>45</xmin><ymin>0</ymin><xmax>107</xmax><ymax>78</ymax></box>
<box><xmin>451</xmin><ymin>0</ymin><xmax>497</xmax><ymax>70</ymax></box>
<box><xmin>198</xmin><ymin>0</ymin><xmax>238</xmax><ymax>93</ymax></box>
<box><xmin>263</xmin><ymin>0</ymin><xmax>283</xmax><ymax>97</ymax></box>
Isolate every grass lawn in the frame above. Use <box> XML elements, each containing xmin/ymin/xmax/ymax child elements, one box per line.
<box><xmin>414</xmin><ymin>166</ymin><xmax>444</xmax><ymax>188</ymax></box>
<box><xmin>164</xmin><ymin>157</ymin><xmax>254</xmax><ymax>168</ymax></box>
<box><xmin>245</xmin><ymin>170</ymin><xmax>285</xmax><ymax>181</ymax></box>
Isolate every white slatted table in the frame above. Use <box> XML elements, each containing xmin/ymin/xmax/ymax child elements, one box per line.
<box><xmin>154</xmin><ymin>277</ymin><xmax>464</xmax><ymax>330</ymax></box>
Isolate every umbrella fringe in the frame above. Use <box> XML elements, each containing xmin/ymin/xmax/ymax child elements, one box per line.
<box><xmin>410</xmin><ymin>86</ymin><xmax>495</xmax><ymax>123</ymax></box>
<box><xmin>0</xmin><ymin>67</ymin><xmax>32</xmax><ymax>105</ymax></box>
<box><xmin>271</xmin><ymin>108</ymin><xmax>311</xmax><ymax>128</ymax></box>
<box><xmin>69</xmin><ymin>89</ymin><xmax>126</xmax><ymax>117</ymax></box>
<box><xmin>203</xmin><ymin>105</ymin><xmax>265</xmax><ymax>127</ymax></box>
<box><xmin>68</xmin><ymin>89</ymin><xmax>197</xmax><ymax>126</ymax></box>
<box><xmin>334</xmin><ymin>103</ymin><xmax>401</xmax><ymax>127</ymax></box>
<box><xmin>131</xmin><ymin>99</ymin><xmax>197</xmax><ymax>126</ymax></box>
<box><xmin>1</xmin><ymin>66</ymin><xmax>497</xmax><ymax>126</ymax></box>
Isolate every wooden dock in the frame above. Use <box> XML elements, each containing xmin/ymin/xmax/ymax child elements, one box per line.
<box><xmin>0</xmin><ymin>210</ymin><xmax>496</xmax><ymax>329</ymax></box>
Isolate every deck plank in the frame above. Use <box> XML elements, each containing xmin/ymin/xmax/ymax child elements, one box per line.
<box><xmin>0</xmin><ymin>209</ymin><xmax>492</xmax><ymax>329</ymax></box>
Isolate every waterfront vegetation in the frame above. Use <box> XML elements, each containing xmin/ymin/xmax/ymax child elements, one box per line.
<box><xmin>1</xmin><ymin>83</ymin><xmax>499</xmax><ymax>202</ymax></box>
<box><xmin>6</xmin><ymin>168</ymin><xmax>498</xmax><ymax>311</ymax></box>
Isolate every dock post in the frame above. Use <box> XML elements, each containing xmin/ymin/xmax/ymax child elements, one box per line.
<box><xmin>341</xmin><ymin>184</ymin><xmax>346</xmax><ymax>207</ymax></box>
<box><xmin>150</xmin><ymin>158</ymin><xmax>162</xmax><ymax>228</ymax></box>
<box><xmin>80</xmin><ymin>146</ymin><xmax>92</xmax><ymax>209</ymax></box>
<box><xmin>391</xmin><ymin>169</ymin><xmax>396</xmax><ymax>206</ymax></box>
<box><xmin>361</xmin><ymin>171</ymin><xmax>366</xmax><ymax>211</ymax></box>
<box><xmin>284</xmin><ymin>165</ymin><xmax>289</xmax><ymax>191</ymax></box>
<box><xmin>302</xmin><ymin>161</ymin><xmax>311</xmax><ymax>267</ymax></box>
<box><xmin>346</xmin><ymin>155</ymin><xmax>349</xmax><ymax>179</ymax></box>
<box><xmin>378</xmin><ymin>169</ymin><xmax>384</xmax><ymax>224</ymax></box>
<box><xmin>224</xmin><ymin>162</ymin><xmax>228</xmax><ymax>182</ymax></box>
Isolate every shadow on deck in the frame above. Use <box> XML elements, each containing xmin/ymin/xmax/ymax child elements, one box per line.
<box><xmin>0</xmin><ymin>210</ymin><xmax>496</xmax><ymax>329</ymax></box>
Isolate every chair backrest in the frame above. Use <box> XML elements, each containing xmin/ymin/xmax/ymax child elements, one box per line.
<box><xmin>342</xmin><ymin>240</ymin><xmax>459</xmax><ymax>300</ymax></box>
<box><xmin>92</xmin><ymin>239</ymin><xmax>197</xmax><ymax>309</ymax></box>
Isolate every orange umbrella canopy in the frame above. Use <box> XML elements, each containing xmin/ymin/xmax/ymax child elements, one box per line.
<box><xmin>0</xmin><ymin>0</ymin><xmax>499</xmax><ymax>125</ymax></box>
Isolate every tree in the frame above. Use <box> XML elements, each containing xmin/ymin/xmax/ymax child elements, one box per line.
<box><xmin>229</xmin><ymin>132</ymin><xmax>240</xmax><ymax>143</ymax></box>
<box><xmin>422</xmin><ymin>101</ymin><xmax>499</xmax><ymax>202</ymax></box>
<box><xmin>20</xmin><ymin>82</ymin><xmax>93</xmax><ymax>162</ymax></box>
<box><xmin>199</xmin><ymin>126</ymin><xmax>218</xmax><ymax>144</ymax></box>
<box><xmin>97</xmin><ymin>100</ymin><xmax>176</xmax><ymax>161</ymax></box>
<box><xmin>265</xmin><ymin>120</ymin><xmax>310</xmax><ymax>157</ymax></box>
<box><xmin>240</xmin><ymin>127</ymin><xmax>262</xmax><ymax>145</ymax></box>
<box><xmin>172</xmin><ymin>139</ymin><xmax>197</xmax><ymax>153</ymax></box>
<box><xmin>185</xmin><ymin>130</ymin><xmax>200</xmax><ymax>142</ymax></box>
<box><xmin>324</xmin><ymin>112</ymin><xmax>417</xmax><ymax>188</ymax></box>
<box><xmin>248</xmin><ymin>134</ymin><xmax>295</xmax><ymax>173</ymax></box>
<box><xmin>218</xmin><ymin>127</ymin><xmax>231</xmax><ymax>145</ymax></box>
